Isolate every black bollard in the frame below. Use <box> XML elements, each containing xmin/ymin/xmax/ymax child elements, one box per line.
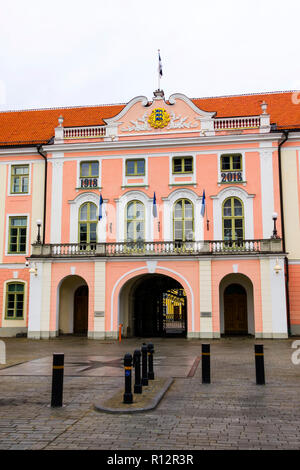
<box><xmin>51</xmin><ymin>353</ymin><xmax>64</xmax><ymax>407</ymax></box>
<box><xmin>255</xmin><ymin>344</ymin><xmax>265</xmax><ymax>385</ymax></box>
<box><xmin>133</xmin><ymin>349</ymin><xmax>142</xmax><ymax>394</ymax></box>
<box><xmin>202</xmin><ymin>344</ymin><xmax>211</xmax><ymax>384</ymax></box>
<box><xmin>141</xmin><ymin>343</ymin><xmax>148</xmax><ymax>386</ymax></box>
<box><xmin>123</xmin><ymin>353</ymin><xmax>133</xmax><ymax>404</ymax></box>
<box><xmin>147</xmin><ymin>342</ymin><xmax>155</xmax><ymax>380</ymax></box>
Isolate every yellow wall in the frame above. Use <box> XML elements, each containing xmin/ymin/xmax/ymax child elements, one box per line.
<box><xmin>281</xmin><ymin>149</ymin><xmax>300</xmax><ymax>259</ymax></box>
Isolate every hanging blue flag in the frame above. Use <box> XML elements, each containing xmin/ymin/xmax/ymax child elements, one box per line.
<box><xmin>201</xmin><ymin>190</ymin><xmax>206</xmax><ymax>217</ymax></box>
<box><xmin>153</xmin><ymin>192</ymin><xmax>158</xmax><ymax>217</ymax></box>
<box><xmin>99</xmin><ymin>193</ymin><xmax>103</xmax><ymax>220</ymax></box>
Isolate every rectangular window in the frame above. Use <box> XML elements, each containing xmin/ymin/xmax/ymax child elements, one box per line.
<box><xmin>221</xmin><ymin>154</ymin><xmax>242</xmax><ymax>171</ymax></box>
<box><xmin>79</xmin><ymin>161</ymin><xmax>99</xmax><ymax>189</ymax></box>
<box><xmin>126</xmin><ymin>159</ymin><xmax>145</xmax><ymax>176</ymax></box>
<box><xmin>8</xmin><ymin>217</ymin><xmax>27</xmax><ymax>254</ymax></box>
<box><xmin>11</xmin><ymin>165</ymin><xmax>29</xmax><ymax>194</ymax></box>
<box><xmin>80</xmin><ymin>161</ymin><xmax>99</xmax><ymax>178</ymax></box>
<box><xmin>5</xmin><ymin>283</ymin><xmax>25</xmax><ymax>319</ymax></box>
<box><xmin>172</xmin><ymin>157</ymin><xmax>193</xmax><ymax>173</ymax></box>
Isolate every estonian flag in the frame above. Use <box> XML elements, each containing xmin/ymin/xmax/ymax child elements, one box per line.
<box><xmin>99</xmin><ymin>193</ymin><xmax>103</xmax><ymax>220</ymax></box>
<box><xmin>201</xmin><ymin>190</ymin><xmax>206</xmax><ymax>217</ymax></box>
<box><xmin>158</xmin><ymin>50</ymin><xmax>163</xmax><ymax>77</ymax></box>
<box><xmin>153</xmin><ymin>192</ymin><xmax>158</xmax><ymax>218</ymax></box>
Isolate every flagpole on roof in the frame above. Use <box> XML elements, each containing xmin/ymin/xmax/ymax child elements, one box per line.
<box><xmin>158</xmin><ymin>49</ymin><xmax>162</xmax><ymax>91</ymax></box>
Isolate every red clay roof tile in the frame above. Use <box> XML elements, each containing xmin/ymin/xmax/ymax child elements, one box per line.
<box><xmin>0</xmin><ymin>91</ymin><xmax>299</xmax><ymax>146</ymax></box>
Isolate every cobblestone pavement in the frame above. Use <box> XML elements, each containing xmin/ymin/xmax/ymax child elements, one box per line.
<box><xmin>0</xmin><ymin>336</ymin><xmax>299</xmax><ymax>450</ymax></box>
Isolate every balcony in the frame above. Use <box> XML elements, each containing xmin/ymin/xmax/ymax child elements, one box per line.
<box><xmin>30</xmin><ymin>239</ymin><xmax>283</xmax><ymax>258</ymax></box>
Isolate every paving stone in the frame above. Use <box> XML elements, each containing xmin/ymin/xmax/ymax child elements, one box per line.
<box><xmin>0</xmin><ymin>336</ymin><xmax>299</xmax><ymax>450</ymax></box>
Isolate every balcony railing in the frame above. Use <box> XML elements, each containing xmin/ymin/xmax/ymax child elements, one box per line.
<box><xmin>30</xmin><ymin>239</ymin><xmax>283</xmax><ymax>258</ymax></box>
<box><xmin>63</xmin><ymin>126</ymin><xmax>107</xmax><ymax>139</ymax></box>
<box><xmin>214</xmin><ymin>116</ymin><xmax>261</xmax><ymax>130</ymax></box>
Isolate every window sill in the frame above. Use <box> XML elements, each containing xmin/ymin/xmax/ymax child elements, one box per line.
<box><xmin>75</xmin><ymin>186</ymin><xmax>102</xmax><ymax>191</ymax></box>
<box><xmin>4</xmin><ymin>317</ymin><xmax>24</xmax><ymax>321</ymax></box>
<box><xmin>6</xmin><ymin>253</ymin><xmax>27</xmax><ymax>256</ymax></box>
<box><xmin>121</xmin><ymin>185</ymin><xmax>149</xmax><ymax>189</ymax></box>
<box><xmin>125</xmin><ymin>174</ymin><xmax>145</xmax><ymax>177</ymax></box>
<box><xmin>169</xmin><ymin>183</ymin><xmax>197</xmax><ymax>187</ymax></box>
<box><xmin>218</xmin><ymin>181</ymin><xmax>247</xmax><ymax>185</ymax></box>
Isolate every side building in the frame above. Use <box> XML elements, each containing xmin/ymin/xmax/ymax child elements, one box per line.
<box><xmin>0</xmin><ymin>89</ymin><xmax>299</xmax><ymax>339</ymax></box>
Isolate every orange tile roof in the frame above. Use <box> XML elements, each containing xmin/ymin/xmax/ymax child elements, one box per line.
<box><xmin>192</xmin><ymin>91</ymin><xmax>300</xmax><ymax>129</ymax></box>
<box><xmin>0</xmin><ymin>91</ymin><xmax>299</xmax><ymax>146</ymax></box>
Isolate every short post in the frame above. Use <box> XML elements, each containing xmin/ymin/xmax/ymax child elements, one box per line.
<box><xmin>141</xmin><ymin>343</ymin><xmax>148</xmax><ymax>386</ymax></box>
<box><xmin>133</xmin><ymin>349</ymin><xmax>142</xmax><ymax>394</ymax></box>
<box><xmin>255</xmin><ymin>344</ymin><xmax>265</xmax><ymax>385</ymax></box>
<box><xmin>123</xmin><ymin>353</ymin><xmax>133</xmax><ymax>404</ymax></box>
<box><xmin>147</xmin><ymin>342</ymin><xmax>155</xmax><ymax>380</ymax></box>
<box><xmin>51</xmin><ymin>353</ymin><xmax>64</xmax><ymax>407</ymax></box>
<box><xmin>202</xmin><ymin>343</ymin><xmax>211</xmax><ymax>384</ymax></box>
<box><xmin>119</xmin><ymin>323</ymin><xmax>123</xmax><ymax>343</ymax></box>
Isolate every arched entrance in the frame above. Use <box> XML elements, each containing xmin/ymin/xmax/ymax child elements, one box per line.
<box><xmin>58</xmin><ymin>275</ymin><xmax>89</xmax><ymax>336</ymax></box>
<box><xmin>119</xmin><ymin>274</ymin><xmax>187</xmax><ymax>337</ymax></box>
<box><xmin>224</xmin><ymin>284</ymin><xmax>247</xmax><ymax>335</ymax></box>
<box><xmin>219</xmin><ymin>273</ymin><xmax>255</xmax><ymax>336</ymax></box>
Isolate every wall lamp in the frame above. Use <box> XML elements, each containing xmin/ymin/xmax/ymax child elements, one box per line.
<box><xmin>274</xmin><ymin>258</ymin><xmax>282</xmax><ymax>274</ymax></box>
<box><xmin>26</xmin><ymin>260</ymin><xmax>38</xmax><ymax>276</ymax></box>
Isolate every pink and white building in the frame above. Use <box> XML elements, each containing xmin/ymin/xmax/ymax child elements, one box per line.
<box><xmin>0</xmin><ymin>88</ymin><xmax>299</xmax><ymax>339</ymax></box>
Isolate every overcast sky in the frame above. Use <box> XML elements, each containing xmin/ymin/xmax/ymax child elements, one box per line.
<box><xmin>1</xmin><ymin>0</ymin><xmax>300</xmax><ymax>111</ymax></box>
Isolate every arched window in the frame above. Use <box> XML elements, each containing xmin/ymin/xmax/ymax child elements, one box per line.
<box><xmin>173</xmin><ymin>199</ymin><xmax>194</xmax><ymax>241</ymax></box>
<box><xmin>126</xmin><ymin>201</ymin><xmax>145</xmax><ymax>241</ymax></box>
<box><xmin>79</xmin><ymin>202</ymin><xmax>97</xmax><ymax>245</ymax></box>
<box><xmin>222</xmin><ymin>197</ymin><xmax>244</xmax><ymax>242</ymax></box>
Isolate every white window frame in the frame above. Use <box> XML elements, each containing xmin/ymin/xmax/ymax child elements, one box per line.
<box><xmin>77</xmin><ymin>158</ymin><xmax>101</xmax><ymax>190</ymax></box>
<box><xmin>218</xmin><ymin>151</ymin><xmax>246</xmax><ymax>186</ymax></box>
<box><xmin>8</xmin><ymin>162</ymin><xmax>32</xmax><ymax>196</ymax></box>
<box><xmin>5</xmin><ymin>213</ymin><xmax>30</xmax><ymax>256</ymax></box>
<box><xmin>162</xmin><ymin>188</ymin><xmax>203</xmax><ymax>241</ymax></box>
<box><xmin>169</xmin><ymin>153</ymin><xmax>197</xmax><ymax>187</ymax></box>
<box><xmin>211</xmin><ymin>187</ymin><xmax>254</xmax><ymax>240</ymax></box>
<box><xmin>116</xmin><ymin>191</ymin><xmax>153</xmax><ymax>242</ymax></box>
<box><xmin>69</xmin><ymin>192</ymin><xmax>106</xmax><ymax>243</ymax></box>
<box><xmin>122</xmin><ymin>156</ymin><xmax>149</xmax><ymax>189</ymax></box>
<box><xmin>2</xmin><ymin>279</ymin><xmax>28</xmax><ymax>324</ymax></box>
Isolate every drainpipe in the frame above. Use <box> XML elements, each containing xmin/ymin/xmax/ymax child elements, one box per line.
<box><xmin>277</xmin><ymin>130</ymin><xmax>291</xmax><ymax>335</ymax></box>
<box><xmin>37</xmin><ymin>145</ymin><xmax>47</xmax><ymax>244</ymax></box>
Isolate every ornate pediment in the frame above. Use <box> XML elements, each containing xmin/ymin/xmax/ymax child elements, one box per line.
<box><xmin>104</xmin><ymin>92</ymin><xmax>216</xmax><ymax>136</ymax></box>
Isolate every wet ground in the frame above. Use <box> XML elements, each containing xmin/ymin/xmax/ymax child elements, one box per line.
<box><xmin>0</xmin><ymin>336</ymin><xmax>299</xmax><ymax>450</ymax></box>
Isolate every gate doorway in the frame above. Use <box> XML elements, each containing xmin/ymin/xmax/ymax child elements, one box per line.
<box><xmin>74</xmin><ymin>285</ymin><xmax>88</xmax><ymax>335</ymax></box>
<box><xmin>224</xmin><ymin>283</ymin><xmax>248</xmax><ymax>335</ymax></box>
<box><xmin>132</xmin><ymin>275</ymin><xmax>187</xmax><ymax>337</ymax></box>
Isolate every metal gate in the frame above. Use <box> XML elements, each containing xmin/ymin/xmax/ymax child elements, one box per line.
<box><xmin>134</xmin><ymin>276</ymin><xmax>187</xmax><ymax>337</ymax></box>
<box><xmin>161</xmin><ymin>289</ymin><xmax>187</xmax><ymax>336</ymax></box>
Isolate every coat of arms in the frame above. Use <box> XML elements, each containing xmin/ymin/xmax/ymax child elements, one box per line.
<box><xmin>148</xmin><ymin>108</ymin><xmax>170</xmax><ymax>129</ymax></box>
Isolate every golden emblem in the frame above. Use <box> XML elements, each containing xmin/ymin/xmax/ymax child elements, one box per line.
<box><xmin>148</xmin><ymin>108</ymin><xmax>170</xmax><ymax>129</ymax></box>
